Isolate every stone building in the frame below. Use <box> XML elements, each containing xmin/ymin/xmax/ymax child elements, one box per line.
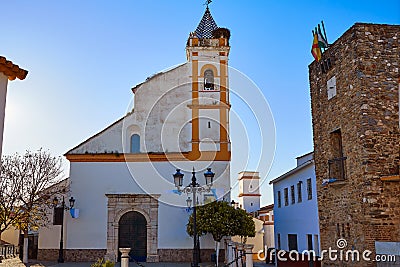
<box><xmin>309</xmin><ymin>23</ymin><xmax>399</xmax><ymax>266</ymax></box>
<box><xmin>33</xmin><ymin>6</ymin><xmax>233</xmax><ymax>263</ymax></box>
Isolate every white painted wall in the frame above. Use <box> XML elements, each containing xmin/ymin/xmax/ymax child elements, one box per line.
<box><xmin>70</xmin><ymin>61</ymin><xmax>227</xmax><ymax>156</ymax></box>
<box><xmin>54</xmin><ymin>161</ymin><xmax>230</xmax><ymax>250</ymax></box>
<box><xmin>263</xmin><ymin>223</ymin><xmax>274</xmax><ymax>249</ymax></box>
<box><xmin>38</xmin><ymin>202</ymin><xmax>70</xmax><ymax>249</ymax></box>
<box><xmin>69</xmin><ymin>64</ymin><xmax>193</xmax><ymax>155</ymax></box>
<box><xmin>240</xmin><ymin>179</ymin><xmax>260</xmax><ymax>195</ymax></box>
<box><xmin>296</xmin><ymin>153</ymin><xmax>313</xmax><ymax>166</ymax></box>
<box><xmin>69</xmin><ymin>119</ymin><xmax>125</xmax><ymax>154</ymax></box>
<box><xmin>0</xmin><ymin>73</ymin><xmax>8</xmax><ymax>158</ymax></box>
<box><xmin>272</xmin><ymin>162</ymin><xmax>320</xmax><ymax>253</ymax></box>
<box><xmin>199</xmin><ymin>109</ymin><xmax>220</xmax><ymax>151</ymax></box>
<box><xmin>239</xmin><ymin>196</ymin><xmax>260</xmax><ymax>213</ymax></box>
<box><xmin>1</xmin><ymin>226</ymin><xmax>19</xmax><ymax>245</ymax></box>
<box><xmin>238</xmin><ymin>173</ymin><xmax>260</xmax><ymax>213</ymax></box>
<box><xmin>232</xmin><ymin>217</ymin><xmax>264</xmax><ymax>256</ymax></box>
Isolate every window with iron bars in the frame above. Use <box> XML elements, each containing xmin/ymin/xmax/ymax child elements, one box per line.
<box><xmin>284</xmin><ymin>188</ymin><xmax>289</xmax><ymax>206</ymax></box>
<box><xmin>307</xmin><ymin>179</ymin><xmax>312</xmax><ymax>200</ymax></box>
<box><xmin>277</xmin><ymin>191</ymin><xmax>282</xmax><ymax>208</ymax></box>
<box><xmin>291</xmin><ymin>185</ymin><xmax>295</xmax><ymax>204</ymax></box>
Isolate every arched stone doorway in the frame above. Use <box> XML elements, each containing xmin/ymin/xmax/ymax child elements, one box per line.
<box><xmin>105</xmin><ymin>194</ymin><xmax>160</xmax><ymax>263</ymax></box>
<box><xmin>118</xmin><ymin>211</ymin><xmax>147</xmax><ymax>262</ymax></box>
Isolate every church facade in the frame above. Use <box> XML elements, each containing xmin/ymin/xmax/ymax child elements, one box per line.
<box><xmin>37</xmin><ymin>7</ymin><xmax>233</xmax><ymax>262</ymax></box>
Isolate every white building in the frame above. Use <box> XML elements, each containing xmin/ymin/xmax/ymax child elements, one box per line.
<box><xmin>257</xmin><ymin>204</ymin><xmax>274</xmax><ymax>250</ymax></box>
<box><xmin>238</xmin><ymin>171</ymin><xmax>261</xmax><ymax>213</ymax></box>
<box><xmin>0</xmin><ymin>57</ymin><xmax>27</xmax><ymax>158</ymax></box>
<box><xmin>269</xmin><ymin>152</ymin><xmax>320</xmax><ymax>254</ymax></box>
<box><xmin>233</xmin><ymin>172</ymin><xmax>275</xmax><ymax>260</ymax></box>
<box><xmin>36</xmin><ymin>7</ymin><xmax>232</xmax><ymax>263</ymax></box>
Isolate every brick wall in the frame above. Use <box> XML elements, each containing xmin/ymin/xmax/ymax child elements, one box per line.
<box><xmin>309</xmin><ymin>23</ymin><xmax>399</xmax><ymax>267</ymax></box>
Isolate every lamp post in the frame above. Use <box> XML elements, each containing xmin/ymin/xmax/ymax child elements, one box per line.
<box><xmin>53</xmin><ymin>196</ymin><xmax>75</xmax><ymax>263</ymax></box>
<box><xmin>173</xmin><ymin>167</ymin><xmax>215</xmax><ymax>267</ymax></box>
<box><xmin>230</xmin><ymin>200</ymin><xmax>239</xmax><ymax>209</ymax></box>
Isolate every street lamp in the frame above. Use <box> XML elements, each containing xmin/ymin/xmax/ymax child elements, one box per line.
<box><xmin>173</xmin><ymin>167</ymin><xmax>215</xmax><ymax>267</ymax></box>
<box><xmin>230</xmin><ymin>200</ymin><xmax>239</xmax><ymax>209</ymax></box>
<box><xmin>53</xmin><ymin>196</ymin><xmax>75</xmax><ymax>263</ymax></box>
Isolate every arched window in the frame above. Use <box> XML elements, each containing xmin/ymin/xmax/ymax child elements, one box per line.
<box><xmin>130</xmin><ymin>134</ymin><xmax>140</xmax><ymax>153</ymax></box>
<box><xmin>204</xmin><ymin>69</ymin><xmax>214</xmax><ymax>90</ymax></box>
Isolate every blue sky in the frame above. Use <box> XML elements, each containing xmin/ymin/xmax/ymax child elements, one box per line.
<box><xmin>2</xmin><ymin>0</ymin><xmax>399</xmax><ymax>205</ymax></box>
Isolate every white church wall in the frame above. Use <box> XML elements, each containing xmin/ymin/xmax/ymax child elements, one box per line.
<box><xmin>198</xmin><ymin>91</ymin><xmax>220</xmax><ymax>105</ymax></box>
<box><xmin>68</xmin><ymin>64</ymin><xmax>193</xmax><ymax>155</ymax></box>
<box><xmin>133</xmin><ymin>64</ymin><xmax>192</xmax><ymax>153</ymax></box>
<box><xmin>68</xmin><ymin>119</ymin><xmax>125</xmax><ymax>154</ymax></box>
<box><xmin>199</xmin><ymin>109</ymin><xmax>220</xmax><ymax>151</ymax></box>
<box><xmin>64</xmin><ymin>160</ymin><xmax>230</xmax><ymax>250</ymax></box>
<box><xmin>198</xmin><ymin>58</ymin><xmax>220</xmax><ymax>73</ymax></box>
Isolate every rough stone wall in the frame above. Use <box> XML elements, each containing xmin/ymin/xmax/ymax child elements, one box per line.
<box><xmin>38</xmin><ymin>248</ymin><xmax>222</xmax><ymax>262</ymax></box>
<box><xmin>309</xmin><ymin>23</ymin><xmax>399</xmax><ymax>266</ymax></box>
<box><xmin>37</xmin><ymin>249</ymin><xmax>107</xmax><ymax>262</ymax></box>
<box><xmin>158</xmin><ymin>249</ymin><xmax>224</xmax><ymax>262</ymax></box>
<box><xmin>37</xmin><ymin>249</ymin><xmax>58</xmax><ymax>261</ymax></box>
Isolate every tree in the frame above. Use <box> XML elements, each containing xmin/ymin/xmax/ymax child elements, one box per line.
<box><xmin>0</xmin><ymin>155</ymin><xmax>24</xmax><ymax>237</ymax></box>
<box><xmin>0</xmin><ymin>149</ymin><xmax>65</xmax><ymax>263</ymax></box>
<box><xmin>186</xmin><ymin>201</ymin><xmax>255</xmax><ymax>266</ymax></box>
<box><xmin>232</xmin><ymin>208</ymin><xmax>256</xmax><ymax>243</ymax></box>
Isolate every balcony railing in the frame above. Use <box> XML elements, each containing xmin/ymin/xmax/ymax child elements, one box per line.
<box><xmin>328</xmin><ymin>157</ymin><xmax>347</xmax><ymax>181</ymax></box>
<box><xmin>0</xmin><ymin>244</ymin><xmax>16</xmax><ymax>260</ymax></box>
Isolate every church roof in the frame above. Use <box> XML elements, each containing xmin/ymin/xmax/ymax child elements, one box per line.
<box><xmin>195</xmin><ymin>7</ymin><xmax>219</xmax><ymax>39</ymax></box>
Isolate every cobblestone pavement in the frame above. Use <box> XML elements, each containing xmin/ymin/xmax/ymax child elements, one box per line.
<box><xmin>0</xmin><ymin>258</ymin><xmax>200</xmax><ymax>267</ymax></box>
<box><xmin>0</xmin><ymin>258</ymin><xmax>274</xmax><ymax>267</ymax></box>
<box><xmin>0</xmin><ymin>258</ymin><xmax>56</xmax><ymax>267</ymax></box>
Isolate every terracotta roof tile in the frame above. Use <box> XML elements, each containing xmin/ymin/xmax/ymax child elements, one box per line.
<box><xmin>0</xmin><ymin>56</ymin><xmax>28</xmax><ymax>81</ymax></box>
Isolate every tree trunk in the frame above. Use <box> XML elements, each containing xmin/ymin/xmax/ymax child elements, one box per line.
<box><xmin>215</xmin><ymin>241</ymin><xmax>220</xmax><ymax>267</ymax></box>
<box><xmin>0</xmin><ymin>232</ymin><xmax>2</xmax><ymax>263</ymax></box>
<box><xmin>23</xmin><ymin>231</ymin><xmax>28</xmax><ymax>264</ymax></box>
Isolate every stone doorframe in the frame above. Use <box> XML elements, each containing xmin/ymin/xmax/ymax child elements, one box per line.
<box><xmin>105</xmin><ymin>194</ymin><xmax>160</xmax><ymax>262</ymax></box>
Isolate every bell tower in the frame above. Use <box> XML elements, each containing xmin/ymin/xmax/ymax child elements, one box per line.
<box><xmin>186</xmin><ymin>6</ymin><xmax>231</xmax><ymax>161</ymax></box>
<box><xmin>238</xmin><ymin>171</ymin><xmax>261</xmax><ymax>213</ymax></box>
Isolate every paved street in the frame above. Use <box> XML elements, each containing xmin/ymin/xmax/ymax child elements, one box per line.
<box><xmin>0</xmin><ymin>258</ymin><xmax>273</xmax><ymax>267</ymax></box>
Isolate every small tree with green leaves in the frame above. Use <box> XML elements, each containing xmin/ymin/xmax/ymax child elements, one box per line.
<box><xmin>187</xmin><ymin>201</ymin><xmax>255</xmax><ymax>266</ymax></box>
<box><xmin>232</xmin><ymin>207</ymin><xmax>255</xmax><ymax>243</ymax></box>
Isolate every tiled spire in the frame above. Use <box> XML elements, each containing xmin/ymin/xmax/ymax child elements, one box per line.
<box><xmin>194</xmin><ymin>7</ymin><xmax>218</xmax><ymax>39</ymax></box>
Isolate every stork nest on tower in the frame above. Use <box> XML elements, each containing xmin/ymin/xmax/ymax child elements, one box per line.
<box><xmin>212</xmin><ymin>28</ymin><xmax>231</xmax><ymax>42</ymax></box>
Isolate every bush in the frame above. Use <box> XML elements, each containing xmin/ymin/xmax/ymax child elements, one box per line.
<box><xmin>91</xmin><ymin>258</ymin><xmax>115</xmax><ymax>267</ymax></box>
